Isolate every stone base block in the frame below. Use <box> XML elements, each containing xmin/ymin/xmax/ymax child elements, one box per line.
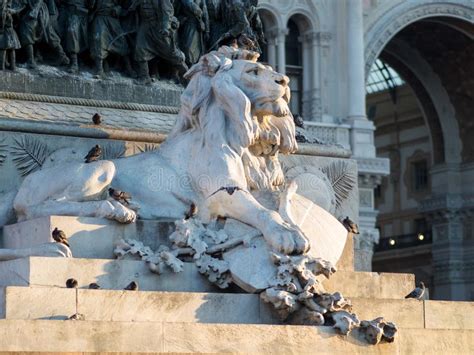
<box><xmin>3</xmin><ymin>286</ymin><xmax>473</xmax><ymax>331</ymax></box>
<box><xmin>0</xmin><ymin>319</ymin><xmax>472</xmax><ymax>354</ymax></box>
<box><xmin>0</xmin><ymin>257</ymin><xmax>414</xmax><ymax>298</ymax></box>
<box><xmin>2</xmin><ymin>216</ymin><xmax>175</xmax><ymax>259</ymax></box>
<box><xmin>1</xmin><ymin>287</ymin><xmax>263</xmax><ymax>324</ymax></box>
<box><xmin>0</xmin><ymin>257</ymin><xmax>217</xmax><ymax>293</ymax></box>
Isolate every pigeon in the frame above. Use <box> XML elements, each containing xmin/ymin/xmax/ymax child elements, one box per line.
<box><xmin>342</xmin><ymin>216</ymin><xmax>360</xmax><ymax>234</ymax></box>
<box><xmin>66</xmin><ymin>278</ymin><xmax>78</xmax><ymax>288</ymax></box>
<box><xmin>405</xmin><ymin>282</ymin><xmax>426</xmax><ymax>300</ymax></box>
<box><xmin>124</xmin><ymin>281</ymin><xmax>138</xmax><ymax>291</ymax></box>
<box><xmin>207</xmin><ymin>186</ymin><xmax>248</xmax><ymax>199</ymax></box>
<box><xmin>184</xmin><ymin>202</ymin><xmax>198</xmax><ymax>220</ymax></box>
<box><xmin>68</xmin><ymin>313</ymin><xmax>85</xmax><ymax>321</ymax></box>
<box><xmin>108</xmin><ymin>187</ymin><xmax>131</xmax><ymax>205</ymax></box>
<box><xmin>84</xmin><ymin>145</ymin><xmax>102</xmax><ymax>163</ymax></box>
<box><xmin>92</xmin><ymin>113</ymin><xmax>102</xmax><ymax>125</ymax></box>
<box><xmin>88</xmin><ymin>282</ymin><xmax>101</xmax><ymax>290</ymax></box>
<box><xmin>293</xmin><ymin>114</ymin><xmax>305</xmax><ymax>129</ymax></box>
<box><xmin>52</xmin><ymin>227</ymin><xmax>69</xmax><ymax>248</ymax></box>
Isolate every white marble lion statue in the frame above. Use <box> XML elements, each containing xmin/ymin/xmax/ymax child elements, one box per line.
<box><xmin>7</xmin><ymin>46</ymin><xmax>310</xmax><ymax>255</ymax></box>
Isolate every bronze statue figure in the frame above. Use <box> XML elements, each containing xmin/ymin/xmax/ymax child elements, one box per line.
<box><xmin>0</xmin><ymin>0</ymin><xmax>21</xmax><ymax>70</ymax></box>
<box><xmin>89</xmin><ymin>0</ymin><xmax>132</xmax><ymax>78</ymax></box>
<box><xmin>176</xmin><ymin>0</ymin><xmax>209</xmax><ymax>66</ymax></box>
<box><xmin>18</xmin><ymin>0</ymin><xmax>69</xmax><ymax>69</ymax></box>
<box><xmin>131</xmin><ymin>0</ymin><xmax>188</xmax><ymax>84</ymax></box>
<box><xmin>58</xmin><ymin>0</ymin><xmax>95</xmax><ymax>73</ymax></box>
<box><xmin>0</xmin><ymin>0</ymin><xmax>264</xmax><ymax>83</ymax></box>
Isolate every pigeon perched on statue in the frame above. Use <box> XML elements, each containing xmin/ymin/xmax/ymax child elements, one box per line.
<box><xmin>405</xmin><ymin>282</ymin><xmax>426</xmax><ymax>300</ymax></box>
<box><xmin>108</xmin><ymin>188</ymin><xmax>132</xmax><ymax>205</ymax></box>
<box><xmin>184</xmin><ymin>203</ymin><xmax>198</xmax><ymax>220</ymax></box>
<box><xmin>52</xmin><ymin>227</ymin><xmax>69</xmax><ymax>248</ymax></box>
<box><xmin>342</xmin><ymin>216</ymin><xmax>360</xmax><ymax>234</ymax></box>
<box><xmin>208</xmin><ymin>186</ymin><xmax>248</xmax><ymax>198</ymax></box>
<box><xmin>84</xmin><ymin>145</ymin><xmax>102</xmax><ymax>163</ymax></box>
<box><xmin>92</xmin><ymin>113</ymin><xmax>102</xmax><ymax>125</ymax></box>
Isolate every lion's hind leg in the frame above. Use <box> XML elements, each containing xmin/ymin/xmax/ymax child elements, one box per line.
<box><xmin>20</xmin><ymin>199</ymin><xmax>136</xmax><ymax>224</ymax></box>
<box><xmin>13</xmin><ymin>160</ymin><xmax>133</xmax><ymax>222</ymax></box>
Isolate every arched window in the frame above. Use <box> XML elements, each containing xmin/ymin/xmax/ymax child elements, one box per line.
<box><xmin>285</xmin><ymin>19</ymin><xmax>303</xmax><ymax>115</ymax></box>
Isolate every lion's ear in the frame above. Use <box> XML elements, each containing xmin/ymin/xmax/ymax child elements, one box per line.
<box><xmin>211</xmin><ymin>74</ymin><xmax>255</xmax><ymax>152</ymax></box>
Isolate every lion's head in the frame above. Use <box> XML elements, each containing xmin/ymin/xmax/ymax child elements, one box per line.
<box><xmin>169</xmin><ymin>46</ymin><xmax>298</xmax><ymax>189</ymax></box>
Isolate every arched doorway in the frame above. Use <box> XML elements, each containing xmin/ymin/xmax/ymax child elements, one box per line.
<box><xmin>366</xmin><ymin>15</ymin><xmax>474</xmax><ymax>301</ymax></box>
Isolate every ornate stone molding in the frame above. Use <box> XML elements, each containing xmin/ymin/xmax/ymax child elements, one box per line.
<box><xmin>364</xmin><ymin>1</ymin><xmax>474</xmax><ymax>75</ymax></box>
<box><xmin>357</xmin><ymin>157</ymin><xmax>390</xmax><ymax>176</ymax></box>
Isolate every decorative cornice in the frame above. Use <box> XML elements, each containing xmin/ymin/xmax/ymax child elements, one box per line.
<box><xmin>356</xmin><ymin>157</ymin><xmax>390</xmax><ymax>175</ymax></box>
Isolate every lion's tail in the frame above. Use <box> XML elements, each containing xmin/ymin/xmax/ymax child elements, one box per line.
<box><xmin>0</xmin><ymin>189</ymin><xmax>17</xmax><ymax>227</ymax></box>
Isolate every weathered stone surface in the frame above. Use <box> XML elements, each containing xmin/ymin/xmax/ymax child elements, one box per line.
<box><xmin>0</xmin><ymin>319</ymin><xmax>165</xmax><ymax>353</ymax></box>
<box><xmin>1</xmin><ymin>287</ymin><xmax>75</xmax><ymax>320</ymax></box>
<box><xmin>424</xmin><ymin>300</ymin><xmax>474</xmax><ymax>330</ymax></box>
<box><xmin>398</xmin><ymin>328</ymin><xmax>474</xmax><ymax>355</ymax></box>
<box><xmin>0</xmin><ymin>70</ymin><xmax>182</xmax><ymax>107</ymax></box>
<box><xmin>322</xmin><ymin>271</ymin><xmax>415</xmax><ymax>299</ymax></box>
<box><xmin>0</xmin><ymin>257</ymin><xmax>415</xmax><ymax>297</ymax></box>
<box><xmin>77</xmin><ymin>289</ymin><xmax>260</xmax><ymax>324</ymax></box>
<box><xmin>0</xmin><ymin>319</ymin><xmax>473</xmax><ymax>353</ymax></box>
<box><xmin>351</xmin><ymin>298</ymin><xmax>424</xmax><ymax>329</ymax></box>
<box><xmin>0</xmin><ymin>99</ymin><xmax>177</xmax><ymax>134</ymax></box>
<box><xmin>4</xmin><ymin>285</ymin><xmax>462</xmax><ymax>332</ymax></box>
<box><xmin>337</xmin><ymin>232</ymin><xmax>354</xmax><ymax>271</ymax></box>
<box><xmin>0</xmin><ymin>257</ymin><xmax>217</xmax><ymax>293</ymax></box>
<box><xmin>3</xmin><ymin>216</ymin><xmax>174</xmax><ymax>259</ymax></box>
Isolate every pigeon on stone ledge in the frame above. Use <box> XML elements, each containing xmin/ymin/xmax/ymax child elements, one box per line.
<box><xmin>84</xmin><ymin>145</ymin><xmax>102</xmax><ymax>163</ymax></box>
<box><xmin>405</xmin><ymin>282</ymin><xmax>425</xmax><ymax>300</ymax></box>
<box><xmin>88</xmin><ymin>283</ymin><xmax>101</xmax><ymax>290</ymax></box>
<box><xmin>92</xmin><ymin>113</ymin><xmax>102</xmax><ymax>125</ymax></box>
<box><xmin>52</xmin><ymin>227</ymin><xmax>69</xmax><ymax>248</ymax></box>
<box><xmin>68</xmin><ymin>313</ymin><xmax>85</xmax><ymax>320</ymax></box>
<box><xmin>342</xmin><ymin>216</ymin><xmax>360</xmax><ymax>234</ymax></box>
<box><xmin>124</xmin><ymin>281</ymin><xmax>138</xmax><ymax>291</ymax></box>
<box><xmin>66</xmin><ymin>278</ymin><xmax>78</xmax><ymax>288</ymax></box>
<box><xmin>108</xmin><ymin>188</ymin><xmax>131</xmax><ymax>205</ymax></box>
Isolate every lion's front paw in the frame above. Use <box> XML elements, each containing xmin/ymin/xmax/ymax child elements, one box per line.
<box><xmin>264</xmin><ymin>223</ymin><xmax>310</xmax><ymax>255</ymax></box>
<box><xmin>107</xmin><ymin>200</ymin><xmax>137</xmax><ymax>224</ymax></box>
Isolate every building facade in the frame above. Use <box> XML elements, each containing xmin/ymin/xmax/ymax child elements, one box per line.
<box><xmin>258</xmin><ymin>0</ymin><xmax>474</xmax><ymax>300</ymax></box>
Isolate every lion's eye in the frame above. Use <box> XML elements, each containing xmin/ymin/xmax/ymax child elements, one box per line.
<box><xmin>247</xmin><ymin>68</ymin><xmax>259</xmax><ymax>76</ymax></box>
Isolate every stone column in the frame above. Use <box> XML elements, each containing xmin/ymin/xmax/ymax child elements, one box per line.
<box><xmin>276</xmin><ymin>29</ymin><xmax>288</xmax><ymax>75</ymax></box>
<box><xmin>301</xmin><ymin>34</ymin><xmax>311</xmax><ymax>118</ymax></box>
<box><xmin>265</xmin><ymin>29</ymin><xmax>277</xmax><ymax>69</ymax></box>
<box><xmin>347</xmin><ymin>0</ymin><xmax>366</xmax><ymax>121</ymax></box>
<box><xmin>422</xmin><ymin>194</ymin><xmax>470</xmax><ymax>300</ymax></box>
<box><xmin>346</xmin><ymin>0</ymin><xmax>376</xmax><ymax>158</ymax></box>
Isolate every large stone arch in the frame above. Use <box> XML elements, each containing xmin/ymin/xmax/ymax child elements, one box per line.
<box><xmin>365</xmin><ymin>1</ymin><xmax>474</xmax><ymax>75</ymax></box>
<box><xmin>257</xmin><ymin>4</ymin><xmax>284</xmax><ymax>31</ymax></box>
<box><xmin>382</xmin><ymin>39</ymin><xmax>462</xmax><ymax>165</ymax></box>
<box><xmin>285</xmin><ymin>9</ymin><xmax>318</xmax><ymax>33</ymax></box>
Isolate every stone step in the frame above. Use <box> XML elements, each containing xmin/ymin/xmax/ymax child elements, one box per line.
<box><xmin>0</xmin><ymin>319</ymin><xmax>472</xmax><ymax>354</ymax></box>
<box><xmin>2</xmin><ymin>286</ymin><xmax>473</xmax><ymax>331</ymax></box>
<box><xmin>2</xmin><ymin>216</ymin><xmax>175</xmax><ymax>259</ymax></box>
<box><xmin>0</xmin><ymin>256</ymin><xmax>415</xmax><ymax>298</ymax></box>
